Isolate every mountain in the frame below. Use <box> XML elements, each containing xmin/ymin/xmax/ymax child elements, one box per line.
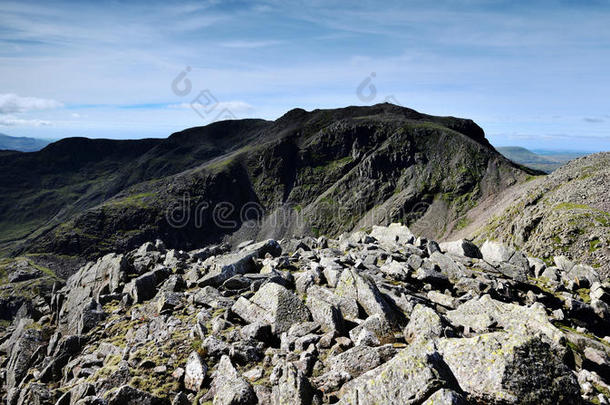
<box><xmin>0</xmin><ymin>103</ymin><xmax>537</xmax><ymax>275</ymax></box>
<box><xmin>2</xmin><ymin>104</ymin><xmax>609</xmax><ymax>404</ymax></box>
<box><xmin>458</xmin><ymin>152</ymin><xmax>610</xmax><ymax>277</ymax></box>
<box><xmin>497</xmin><ymin>146</ymin><xmax>589</xmax><ymax>173</ymax></box>
<box><xmin>0</xmin><ymin>133</ymin><xmax>52</xmax><ymax>152</ymax></box>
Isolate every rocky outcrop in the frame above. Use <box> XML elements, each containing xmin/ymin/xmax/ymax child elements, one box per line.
<box><xmin>472</xmin><ymin>152</ymin><xmax>610</xmax><ymax>278</ymax></box>
<box><xmin>1</xmin><ymin>224</ymin><xmax>608</xmax><ymax>404</ymax></box>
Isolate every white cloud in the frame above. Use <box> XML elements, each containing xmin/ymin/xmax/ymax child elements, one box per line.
<box><xmin>0</xmin><ymin>114</ymin><xmax>51</xmax><ymax>126</ymax></box>
<box><xmin>0</xmin><ymin>93</ymin><xmax>63</xmax><ymax>114</ymax></box>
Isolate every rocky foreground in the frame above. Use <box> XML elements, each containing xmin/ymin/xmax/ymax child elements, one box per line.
<box><xmin>1</xmin><ymin>224</ymin><xmax>610</xmax><ymax>404</ymax></box>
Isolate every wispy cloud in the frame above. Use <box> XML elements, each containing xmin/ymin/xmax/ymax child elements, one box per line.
<box><xmin>0</xmin><ymin>114</ymin><xmax>51</xmax><ymax>126</ymax></box>
<box><xmin>0</xmin><ymin>93</ymin><xmax>63</xmax><ymax>114</ymax></box>
<box><xmin>583</xmin><ymin>117</ymin><xmax>605</xmax><ymax>123</ymax></box>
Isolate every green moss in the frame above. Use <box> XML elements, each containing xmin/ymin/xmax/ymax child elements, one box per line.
<box><xmin>576</xmin><ymin>288</ymin><xmax>591</xmax><ymax>304</ymax></box>
<box><xmin>456</xmin><ymin>217</ymin><xmax>471</xmax><ymax>230</ymax></box>
<box><xmin>589</xmin><ymin>239</ymin><xmax>601</xmax><ymax>253</ymax></box>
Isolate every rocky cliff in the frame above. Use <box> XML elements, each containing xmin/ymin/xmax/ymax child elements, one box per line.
<box><xmin>1</xmin><ymin>224</ymin><xmax>609</xmax><ymax>404</ymax></box>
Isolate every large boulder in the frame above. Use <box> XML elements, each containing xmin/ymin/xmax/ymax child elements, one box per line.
<box><xmin>326</xmin><ymin>344</ymin><xmax>396</xmax><ymax>379</ymax></box>
<box><xmin>200</xmin><ymin>240</ymin><xmax>281</xmax><ymax>287</ymax></box>
<box><xmin>57</xmin><ymin>253</ymin><xmax>127</xmax><ymax>334</ymax></box>
<box><xmin>335</xmin><ymin>269</ymin><xmax>400</xmax><ymax>325</ymax></box>
<box><xmin>271</xmin><ymin>361</ymin><xmax>314</xmax><ymax>405</ymax></box>
<box><xmin>480</xmin><ymin>240</ymin><xmax>530</xmax><ymax>275</ymax></box>
<box><xmin>446</xmin><ymin>294</ymin><xmax>564</xmax><ymax>344</ymax></box>
<box><xmin>439</xmin><ymin>239</ymin><xmax>482</xmax><ymax>259</ymax></box>
<box><xmin>231</xmin><ymin>282</ymin><xmax>311</xmax><ymax>335</ymax></box>
<box><xmin>3</xmin><ymin>319</ymin><xmax>44</xmax><ymax>390</ymax></box>
<box><xmin>370</xmin><ymin>223</ymin><xmax>415</xmax><ymax>246</ymax></box>
<box><xmin>404</xmin><ymin>304</ymin><xmax>445</xmax><ymax>342</ymax></box>
<box><xmin>184</xmin><ymin>351</ymin><xmax>207</xmax><ymax>392</ymax></box>
<box><xmin>211</xmin><ymin>355</ymin><xmax>256</xmax><ymax>405</ymax></box>
<box><xmin>338</xmin><ymin>339</ymin><xmax>453</xmax><ymax>404</ymax></box>
<box><xmin>438</xmin><ymin>332</ymin><xmax>580</xmax><ymax>404</ymax></box>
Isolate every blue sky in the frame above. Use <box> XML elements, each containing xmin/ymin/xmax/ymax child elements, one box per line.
<box><xmin>0</xmin><ymin>0</ymin><xmax>609</xmax><ymax>151</ymax></box>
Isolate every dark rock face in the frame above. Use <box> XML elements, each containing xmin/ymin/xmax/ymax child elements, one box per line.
<box><xmin>1</xmin><ymin>104</ymin><xmax>533</xmax><ymax>276</ymax></box>
<box><xmin>1</xmin><ymin>224</ymin><xmax>607</xmax><ymax>404</ymax></box>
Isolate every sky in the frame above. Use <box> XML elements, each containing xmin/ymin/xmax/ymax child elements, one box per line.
<box><xmin>0</xmin><ymin>0</ymin><xmax>609</xmax><ymax>151</ymax></box>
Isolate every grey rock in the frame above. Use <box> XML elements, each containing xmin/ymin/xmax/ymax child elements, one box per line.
<box><xmin>184</xmin><ymin>351</ymin><xmax>207</xmax><ymax>392</ymax></box>
<box><xmin>439</xmin><ymin>332</ymin><xmax>580</xmax><ymax>404</ymax></box>
<box><xmin>107</xmin><ymin>385</ymin><xmax>169</xmax><ymax>405</ymax></box>
<box><xmin>338</xmin><ymin>338</ymin><xmax>450</xmax><ymax>404</ymax></box>
<box><xmin>305</xmin><ymin>293</ymin><xmax>343</xmax><ymax>334</ymax></box>
<box><xmin>348</xmin><ymin>313</ymin><xmax>395</xmax><ymax>344</ymax></box>
<box><xmin>200</xmin><ymin>240</ymin><xmax>281</xmax><ymax>287</ymax></box>
<box><xmin>370</xmin><ymin>223</ymin><xmax>415</xmax><ymax>246</ymax></box>
<box><xmin>231</xmin><ymin>282</ymin><xmax>311</xmax><ymax>335</ymax></box>
<box><xmin>131</xmin><ymin>271</ymin><xmax>158</xmax><ymax>303</ymax></box>
<box><xmin>429</xmin><ymin>252</ymin><xmax>468</xmax><ymax>279</ymax></box>
<box><xmin>439</xmin><ymin>239</ymin><xmax>482</xmax><ymax>259</ymax></box>
<box><xmin>335</xmin><ymin>269</ymin><xmax>398</xmax><ymax>325</ymax></box>
<box><xmin>422</xmin><ymin>389</ymin><xmax>466</xmax><ymax>405</ymax></box>
<box><xmin>211</xmin><ymin>355</ymin><xmax>256</xmax><ymax>405</ymax></box>
<box><xmin>271</xmin><ymin>361</ymin><xmax>314</xmax><ymax>405</ymax></box>
<box><xmin>327</xmin><ymin>344</ymin><xmax>396</xmax><ymax>379</ymax></box>
<box><xmin>446</xmin><ymin>294</ymin><xmax>564</xmax><ymax>344</ymax></box>
<box><xmin>79</xmin><ymin>299</ymin><xmax>106</xmax><ymax>335</ymax></box>
<box><xmin>404</xmin><ymin>304</ymin><xmax>445</xmax><ymax>342</ymax></box>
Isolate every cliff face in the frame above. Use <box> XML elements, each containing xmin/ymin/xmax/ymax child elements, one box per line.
<box><xmin>1</xmin><ymin>104</ymin><xmax>534</xmax><ymax>273</ymax></box>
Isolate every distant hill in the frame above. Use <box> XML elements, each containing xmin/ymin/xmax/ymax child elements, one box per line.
<box><xmin>0</xmin><ymin>133</ymin><xmax>52</xmax><ymax>152</ymax></box>
<box><xmin>496</xmin><ymin>146</ymin><xmax>588</xmax><ymax>173</ymax></box>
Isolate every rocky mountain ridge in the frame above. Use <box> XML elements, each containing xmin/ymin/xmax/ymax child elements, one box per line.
<box><xmin>466</xmin><ymin>152</ymin><xmax>610</xmax><ymax>278</ymax></box>
<box><xmin>1</xmin><ymin>224</ymin><xmax>609</xmax><ymax>404</ymax></box>
<box><xmin>0</xmin><ymin>104</ymin><xmax>536</xmax><ymax>276</ymax></box>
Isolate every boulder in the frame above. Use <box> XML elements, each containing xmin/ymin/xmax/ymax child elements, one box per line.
<box><xmin>439</xmin><ymin>239</ymin><xmax>482</xmax><ymax>259</ymax></box>
<box><xmin>107</xmin><ymin>385</ymin><xmax>169</xmax><ymax>405</ymax></box>
<box><xmin>428</xmin><ymin>252</ymin><xmax>467</xmax><ymax>279</ymax></box>
<box><xmin>184</xmin><ymin>351</ymin><xmax>207</xmax><ymax>392</ymax></box>
<box><xmin>446</xmin><ymin>295</ymin><xmax>564</xmax><ymax>344</ymax></box>
<box><xmin>438</xmin><ymin>332</ymin><xmax>580</xmax><ymax>404</ymax></box>
<box><xmin>305</xmin><ymin>294</ymin><xmax>343</xmax><ymax>334</ymax></box>
<box><xmin>211</xmin><ymin>355</ymin><xmax>256</xmax><ymax>405</ymax></box>
<box><xmin>57</xmin><ymin>253</ymin><xmax>127</xmax><ymax>334</ymax></box>
<box><xmin>231</xmin><ymin>282</ymin><xmax>311</xmax><ymax>335</ymax></box>
<box><xmin>78</xmin><ymin>299</ymin><xmax>106</xmax><ymax>335</ymax></box>
<box><xmin>271</xmin><ymin>361</ymin><xmax>314</xmax><ymax>405</ymax></box>
<box><xmin>370</xmin><ymin>223</ymin><xmax>415</xmax><ymax>246</ymax></box>
<box><xmin>404</xmin><ymin>304</ymin><xmax>445</xmax><ymax>342</ymax></box>
<box><xmin>480</xmin><ymin>241</ymin><xmax>530</xmax><ymax>274</ymax></box>
<box><xmin>4</xmin><ymin>319</ymin><xmax>44</xmax><ymax>390</ymax></box>
<box><xmin>131</xmin><ymin>271</ymin><xmax>158</xmax><ymax>303</ymax></box>
<box><xmin>335</xmin><ymin>269</ymin><xmax>399</xmax><ymax>325</ymax></box>
<box><xmin>338</xmin><ymin>338</ymin><xmax>452</xmax><ymax>404</ymax></box>
<box><xmin>327</xmin><ymin>344</ymin><xmax>396</xmax><ymax>379</ymax></box>
<box><xmin>200</xmin><ymin>240</ymin><xmax>281</xmax><ymax>287</ymax></box>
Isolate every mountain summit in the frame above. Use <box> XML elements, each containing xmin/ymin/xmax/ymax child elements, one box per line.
<box><xmin>0</xmin><ymin>104</ymin><xmax>536</xmax><ymax>274</ymax></box>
